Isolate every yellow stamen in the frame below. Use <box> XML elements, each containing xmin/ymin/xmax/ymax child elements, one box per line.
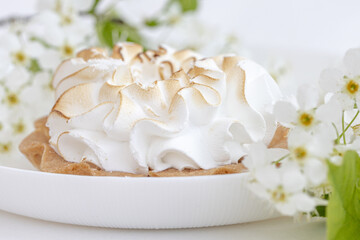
<box><xmin>0</xmin><ymin>142</ymin><xmax>11</xmax><ymax>153</ymax></box>
<box><xmin>293</xmin><ymin>147</ymin><xmax>307</xmax><ymax>160</ymax></box>
<box><xmin>61</xmin><ymin>44</ymin><xmax>74</xmax><ymax>58</ymax></box>
<box><xmin>352</xmin><ymin>124</ymin><xmax>360</xmax><ymax>136</ymax></box>
<box><xmin>271</xmin><ymin>186</ymin><xmax>287</xmax><ymax>203</ymax></box>
<box><xmin>346</xmin><ymin>79</ymin><xmax>359</xmax><ymax>95</ymax></box>
<box><xmin>299</xmin><ymin>112</ymin><xmax>313</xmax><ymax>127</ymax></box>
<box><xmin>6</xmin><ymin>93</ymin><xmax>19</xmax><ymax>106</ymax></box>
<box><xmin>13</xmin><ymin>51</ymin><xmax>28</xmax><ymax>65</ymax></box>
<box><xmin>62</xmin><ymin>15</ymin><xmax>73</xmax><ymax>25</ymax></box>
<box><xmin>13</xmin><ymin>121</ymin><xmax>26</xmax><ymax>134</ymax></box>
<box><xmin>55</xmin><ymin>0</ymin><xmax>62</xmax><ymax>14</ymax></box>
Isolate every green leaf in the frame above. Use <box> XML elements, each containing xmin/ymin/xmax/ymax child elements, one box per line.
<box><xmin>310</xmin><ymin>194</ymin><xmax>328</xmax><ymax>217</ymax></box>
<box><xmin>327</xmin><ymin>150</ymin><xmax>360</xmax><ymax>240</ymax></box>
<box><xmin>96</xmin><ymin>19</ymin><xmax>142</xmax><ymax>48</ymax></box>
<box><xmin>315</xmin><ymin>205</ymin><xmax>327</xmax><ymax>217</ymax></box>
<box><xmin>175</xmin><ymin>0</ymin><xmax>198</xmax><ymax>12</ymax></box>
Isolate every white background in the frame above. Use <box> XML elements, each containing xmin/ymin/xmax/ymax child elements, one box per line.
<box><xmin>2</xmin><ymin>0</ymin><xmax>359</xmax><ymax>94</ymax></box>
<box><xmin>1</xmin><ymin>0</ymin><xmax>359</xmax><ymax>55</ymax></box>
<box><xmin>2</xmin><ymin>0</ymin><xmax>357</xmax><ymax>238</ymax></box>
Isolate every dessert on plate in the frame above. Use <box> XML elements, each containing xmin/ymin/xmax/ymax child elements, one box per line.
<box><xmin>19</xmin><ymin>42</ymin><xmax>287</xmax><ymax>177</ymax></box>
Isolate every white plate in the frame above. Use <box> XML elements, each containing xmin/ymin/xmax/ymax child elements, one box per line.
<box><xmin>0</xmin><ymin>165</ymin><xmax>279</xmax><ymax>229</ymax></box>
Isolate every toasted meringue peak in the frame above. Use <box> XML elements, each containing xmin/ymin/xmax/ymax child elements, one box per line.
<box><xmin>52</xmin><ymin>58</ymin><xmax>88</xmax><ymax>89</ymax></box>
<box><xmin>53</xmin><ymin>82</ymin><xmax>102</xmax><ymax>118</ymax></box>
<box><xmin>112</xmin><ymin>42</ymin><xmax>143</xmax><ymax>62</ymax></box>
<box><xmin>76</xmin><ymin>48</ymin><xmax>108</xmax><ymax>61</ymax></box>
<box><xmin>47</xmin><ymin>42</ymin><xmax>282</xmax><ymax>173</ymax></box>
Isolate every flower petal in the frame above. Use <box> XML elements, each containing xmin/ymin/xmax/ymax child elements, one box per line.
<box><xmin>25</xmin><ymin>41</ymin><xmax>45</xmax><ymax>58</ymax></box>
<box><xmin>273</xmin><ymin>101</ymin><xmax>297</xmax><ymax>125</ymax></box>
<box><xmin>0</xmin><ymin>33</ymin><xmax>20</xmax><ymax>52</ymax></box>
<box><xmin>304</xmin><ymin>158</ymin><xmax>327</xmax><ymax>186</ymax></box>
<box><xmin>282</xmin><ymin>167</ymin><xmax>305</xmax><ymax>193</ymax></box>
<box><xmin>256</xmin><ymin>166</ymin><xmax>281</xmax><ymax>190</ymax></box>
<box><xmin>343</xmin><ymin>48</ymin><xmax>360</xmax><ymax>76</ymax></box>
<box><xmin>333</xmin><ymin>92</ymin><xmax>354</xmax><ymax>111</ymax></box>
<box><xmin>287</xmin><ymin>128</ymin><xmax>312</xmax><ymax>148</ymax></box>
<box><xmin>291</xmin><ymin>193</ymin><xmax>316</xmax><ymax>213</ymax></box>
<box><xmin>275</xmin><ymin>201</ymin><xmax>297</xmax><ymax>216</ymax></box>
<box><xmin>296</xmin><ymin>84</ymin><xmax>319</xmax><ymax>110</ymax></box>
<box><xmin>315</xmin><ymin>97</ymin><xmax>342</xmax><ymax>124</ymax></box>
<box><xmin>319</xmin><ymin>68</ymin><xmax>343</xmax><ymax>93</ymax></box>
<box><xmin>3</xmin><ymin>67</ymin><xmax>30</xmax><ymax>91</ymax></box>
<box><xmin>37</xmin><ymin>49</ymin><xmax>62</xmax><ymax>71</ymax></box>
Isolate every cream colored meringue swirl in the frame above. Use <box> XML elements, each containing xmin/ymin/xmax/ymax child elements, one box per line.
<box><xmin>46</xmin><ymin>42</ymin><xmax>282</xmax><ymax>174</ymax></box>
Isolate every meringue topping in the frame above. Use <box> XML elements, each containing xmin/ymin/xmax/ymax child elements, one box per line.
<box><xmin>46</xmin><ymin>42</ymin><xmax>282</xmax><ymax>174</ymax></box>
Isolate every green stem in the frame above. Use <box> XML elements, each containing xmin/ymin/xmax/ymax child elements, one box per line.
<box><xmin>88</xmin><ymin>0</ymin><xmax>101</xmax><ymax>15</ymax></box>
<box><xmin>342</xmin><ymin>111</ymin><xmax>346</xmax><ymax>144</ymax></box>
<box><xmin>272</xmin><ymin>154</ymin><xmax>290</xmax><ymax>165</ymax></box>
<box><xmin>332</xmin><ymin>122</ymin><xmax>340</xmax><ymax>144</ymax></box>
<box><xmin>338</xmin><ymin>110</ymin><xmax>360</xmax><ymax>144</ymax></box>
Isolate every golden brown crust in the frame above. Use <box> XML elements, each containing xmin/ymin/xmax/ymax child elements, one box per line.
<box><xmin>149</xmin><ymin>163</ymin><xmax>246</xmax><ymax>177</ymax></box>
<box><xmin>19</xmin><ymin>117</ymin><xmax>252</xmax><ymax>177</ymax></box>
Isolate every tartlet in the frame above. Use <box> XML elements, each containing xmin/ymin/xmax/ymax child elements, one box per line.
<box><xmin>19</xmin><ymin>43</ymin><xmax>288</xmax><ymax>177</ymax></box>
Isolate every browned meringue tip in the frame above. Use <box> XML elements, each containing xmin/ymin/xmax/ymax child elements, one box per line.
<box><xmin>76</xmin><ymin>48</ymin><xmax>108</xmax><ymax>61</ymax></box>
<box><xmin>112</xmin><ymin>42</ymin><xmax>143</xmax><ymax>61</ymax></box>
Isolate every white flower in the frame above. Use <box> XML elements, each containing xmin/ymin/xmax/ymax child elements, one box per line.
<box><xmin>250</xmin><ymin>164</ymin><xmax>316</xmax><ymax>216</ymax></box>
<box><xmin>25</xmin><ymin>10</ymin><xmax>61</xmax><ymax>44</ymax></box>
<box><xmin>2</xmin><ymin>67</ymin><xmax>31</xmax><ymax>92</ymax></box>
<box><xmin>2</xmin><ymin>90</ymin><xmax>22</xmax><ymax>109</ymax></box>
<box><xmin>26</xmin><ymin>10</ymin><xmax>95</xmax><ymax>71</ymax></box>
<box><xmin>0</xmin><ymin>139</ymin><xmax>13</xmax><ymax>158</ymax></box>
<box><xmin>287</xmin><ymin>128</ymin><xmax>331</xmax><ymax>186</ymax></box>
<box><xmin>20</xmin><ymin>72</ymin><xmax>53</xmax><ymax>117</ymax></box>
<box><xmin>0</xmin><ymin>33</ymin><xmax>44</xmax><ymax>77</ymax></box>
<box><xmin>330</xmin><ymin>137</ymin><xmax>360</xmax><ymax>165</ymax></box>
<box><xmin>319</xmin><ymin>48</ymin><xmax>360</xmax><ymax>110</ymax></box>
<box><xmin>274</xmin><ymin>85</ymin><xmax>321</xmax><ymax>130</ymax></box>
<box><xmin>0</xmin><ymin>91</ymin><xmax>35</xmax><ymax>159</ymax></box>
<box><xmin>37</xmin><ymin>30</ymin><xmax>87</xmax><ymax>70</ymax></box>
<box><xmin>26</xmin><ymin>5</ymin><xmax>96</xmax><ymax>71</ymax></box>
<box><xmin>27</xmin><ymin>9</ymin><xmax>95</xmax><ymax>44</ymax></box>
<box><xmin>0</xmin><ymin>0</ymin><xmax>98</xmax><ymax>160</ymax></box>
<box><xmin>243</xmin><ymin>142</ymin><xmax>288</xmax><ymax>179</ymax></box>
<box><xmin>315</xmin><ymin>96</ymin><xmax>343</xmax><ymax>126</ymax></box>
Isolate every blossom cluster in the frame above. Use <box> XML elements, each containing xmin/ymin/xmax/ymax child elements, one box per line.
<box><xmin>243</xmin><ymin>48</ymin><xmax>360</xmax><ymax>216</ymax></box>
<box><xmin>0</xmin><ymin>0</ymin><xmax>97</xmax><ymax>159</ymax></box>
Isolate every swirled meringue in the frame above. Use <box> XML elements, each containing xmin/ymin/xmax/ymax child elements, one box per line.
<box><xmin>46</xmin><ymin>42</ymin><xmax>282</xmax><ymax>174</ymax></box>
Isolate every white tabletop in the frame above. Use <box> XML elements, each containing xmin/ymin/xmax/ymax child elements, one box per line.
<box><xmin>0</xmin><ymin>210</ymin><xmax>325</xmax><ymax>240</ymax></box>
